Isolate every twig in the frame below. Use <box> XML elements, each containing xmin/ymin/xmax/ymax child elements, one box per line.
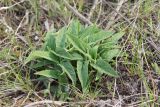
<box><xmin>0</xmin><ymin>89</ymin><xmax>22</xmax><ymax>99</ymax></box>
<box><xmin>24</xmin><ymin>100</ymin><xmax>90</xmax><ymax>107</ymax></box>
<box><xmin>11</xmin><ymin>94</ymin><xmax>25</xmax><ymax>107</ymax></box>
<box><xmin>105</xmin><ymin>0</ymin><xmax>128</xmax><ymax>29</ymax></box>
<box><xmin>24</xmin><ymin>100</ymin><xmax>67</xmax><ymax>107</ymax></box>
<box><xmin>0</xmin><ymin>0</ymin><xmax>28</xmax><ymax>11</ymax></box>
<box><xmin>15</xmin><ymin>10</ymin><xmax>29</xmax><ymax>34</ymax></box>
<box><xmin>99</xmin><ymin>0</ymin><xmax>131</xmax><ymax>27</ymax></box>
<box><xmin>63</xmin><ymin>0</ymin><xmax>92</xmax><ymax>25</ymax></box>
<box><xmin>88</xmin><ymin>0</ymin><xmax>99</xmax><ymax>20</ymax></box>
<box><xmin>24</xmin><ymin>99</ymin><xmax>115</xmax><ymax>107</ymax></box>
<box><xmin>96</xmin><ymin>0</ymin><xmax>102</xmax><ymax>24</ymax></box>
<box><xmin>20</xmin><ymin>91</ymin><xmax>32</xmax><ymax>106</ymax></box>
<box><xmin>147</xmin><ymin>37</ymin><xmax>160</xmax><ymax>59</ymax></box>
<box><xmin>126</xmin><ymin>99</ymin><xmax>155</xmax><ymax>107</ymax></box>
<box><xmin>0</xmin><ymin>71</ymin><xmax>9</xmax><ymax>76</ymax></box>
<box><xmin>15</xmin><ymin>10</ymin><xmax>29</xmax><ymax>45</ymax></box>
<box><xmin>0</xmin><ymin>18</ymin><xmax>14</xmax><ymax>33</ymax></box>
<box><xmin>147</xmin><ymin>37</ymin><xmax>160</xmax><ymax>53</ymax></box>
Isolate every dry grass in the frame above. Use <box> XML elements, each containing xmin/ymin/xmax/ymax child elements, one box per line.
<box><xmin>0</xmin><ymin>0</ymin><xmax>160</xmax><ymax>107</ymax></box>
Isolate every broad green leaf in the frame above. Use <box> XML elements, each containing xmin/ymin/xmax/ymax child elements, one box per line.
<box><xmin>44</xmin><ymin>31</ymin><xmax>56</xmax><ymax>51</ymax></box>
<box><xmin>99</xmin><ymin>43</ymin><xmax>120</xmax><ymax>49</ymax></box>
<box><xmin>89</xmin><ymin>45</ymin><xmax>98</xmax><ymax>60</ymax></box>
<box><xmin>101</xmin><ymin>49</ymin><xmax>120</xmax><ymax>61</ymax></box>
<box><xmin>59</xmin><ymin>73</ymin><xmax>68</xmax><ymax>84</ymax></box>
<box><xmin>67</xmin><ymin>34</ymin><xmax>94</xmax><ymax>61</ymax></box>
<box><xmin>59</xmin><ymin>61</ymin><xmax>77</xmax><ymax>85</ymax></box>
<box><xmin>50</xmin><ymin>47</ymin><xmax>82</xmax><ymax>60</ymax></box>
<box><xmin>67</xmin><ymin>34</ymin><xmax>88</xmax><ymax>54</ymax></box>
<box><xmin>58</xmin><ymin>73</ymin><xmax>70</xmax><ymax>100</ymax></box>
<box><xmin>71</xmin><ymin>52</ymin><xmax>83</xmax><ymax>60</ymax></box>
<box><xmin>103</xmin><ymin>32</ymin><xmax>125</xmax><ymax>45</ymax></box>
<box><xmin>35</xmin><ymin>70</ymin><xmax>61</xmax><ymax>79</ymax></box>
<box><xmin>50</xmin><ymin>47</ymin><xmax>73</xmax><ymax>60</ymax></box>
<box><xmin>30</xmin><ymin>60</ymin><xmax>54</xmax><ymax>69</ymax></box>
<box><xmin>25</xmin><ymin>51</ymin><xmax>58</xmax><ymax>64</ymax></box>
<box><xmin>67</xmin><ymin>20</ymin><xmax>84</xmax><ymax>36</ymax></box>
<box><xmin>58</xmin><ymin>73</ymin><xmax>69</xmax><ymax>92</ymax></box>
<box><xmin>91</xmin><ymin>59</ymin><xmax>118</xmax><ymax>77</ymax></box>
<box><xmin>77</xmin><ymin>61</ymin><xmax>89</xmax><ymax>92</ymax></box>
<box><xmin>79</xmin><ymin>25</ymin><xmax>100</xmax><ymax>39</ymax></box>
<box><xmin>56</xmin><ymin>27</ymin><xmax>67</xmax><ymax>48</ymax></box>
<box><xmin>88</xmin><ymin>31</ymin><xmax>114</xmax><ymax>45</ymax></box>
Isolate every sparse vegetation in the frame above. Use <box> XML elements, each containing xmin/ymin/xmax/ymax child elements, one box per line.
<box><xmin>0</xmin><ymin>0</ymin><xmax>160</xmax><ymax>107</ymax></box>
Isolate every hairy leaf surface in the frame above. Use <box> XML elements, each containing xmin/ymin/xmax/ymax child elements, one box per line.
<box><xmin>91</xmin><ymin>59</ymin><xmax>118</xmax><ymax>77</ymax></box>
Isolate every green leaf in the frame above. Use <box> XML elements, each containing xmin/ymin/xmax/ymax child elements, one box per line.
<box><xmin>67</xmin><ymin>34</ymin><xmax>88</xmax><ymax>54</ymax></box>
<box><xmin>30</xmin><ymin>60</ymin><xmax>53</xmax><ymax>69</ymax></box>
<box><xmin>58</xmin><ymin>73</ymin><xmax>69</xmax><ymax>92</ymax></box>
<box><xmin>59</xmin><ymin>73</ymin><xmax>68</xmax><ymax>84</ymax></box>
<box><xmin>59</xmin><ymin>61</ymin><xmax>77</xmax><ymax>85</ymax></box>
<box><xmin>77</xmin><ymin>61</ymin><xmax>89</xmax><ymax>92</ymax></box>
<box><xmin>50</xmin><ymin>47</ymin><xmax>73</xmax><ymax>60</ymax></box>
<box><xmin>67</xmin><ymin>34</ymin><xmax>95</xmax><ymax>61</ymax></box>
<box><xmin>71</xmin><ymin>52</ymin><xmax>83</xmax><ymax>60</ymax></box>
<box><xmin>35</xmin><ymin>70</ymin><xmax>61</xmax><ymax>79</ymax></box>
<box><xmin>103</xmin><ymin>32</ymin><xmax>125</xmax><ymax>45</ymax></box>
<box><xmin>99</xmin><ymin>43</ymin><xmax>120</xmax><ymax>49</ymax></box>
<box><xmin>56</xmin><ymin>27</ymin><xmax>67</xmax><ymax>48</ymax></box>
<box><xmin>67</xmin><ymin>20</ymin><xmax>84</xmax><ymax>36</ymax></box>
<box><xmin>101</xmin><ymin>49</ymin><xmax>120</xmax><ymax>61</ymax></box>
<box><xmin>50</xmin><ymin>47</ymin><xmax>82</xmax><ymax>60</ymax></box>
<box><xmin>79</xmin><ymin>25</ymin><xmax>100</xmax><ymax>39</ymax></box>
<box><xmin>25</xmin><ymin>51</ymin><xmax>58</xmax><ymax>64</ymax></box>
<box><xmin>44</xmin><ymin>31</ymin><xmax>56</xmax><ymax>51</ymax></box>
<box><xmin>89</xmin><ymin>45</ymin><xmax>98</xmax><ymax>60</ymax></box>
<box><xmin>91</xmin><ymin>59</ymin><xmax>118</xmax><ymax>77</ymax></box>
<box><xmin>88</xmin><ymin>30</ymin><xmax>114</xmax><ymax>45</ymax></box>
